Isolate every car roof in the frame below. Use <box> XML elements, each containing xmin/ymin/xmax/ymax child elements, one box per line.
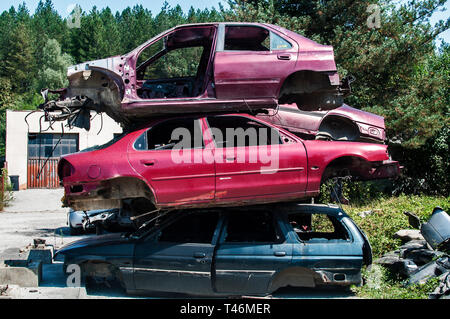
<box><xmin>274</xmin><ymin>203</ymin><xmax>349</xmax><ymax>217</ymax></box>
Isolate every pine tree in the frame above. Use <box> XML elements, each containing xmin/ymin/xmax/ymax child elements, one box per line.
<box><xmin>0</xmin><ymin>22</ymin><xmax>35</xmax><ymax>93</ymax></box>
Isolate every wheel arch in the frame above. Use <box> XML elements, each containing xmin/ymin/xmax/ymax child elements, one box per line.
<box><xmin>278</xmin><ymin>70</ymin><xmax>343</xmax><ymax>111</ymax></box>
<box><xmin>317</xmin><ymin>115</ymin><xmax>360</xmax><ymax>141</ymax></box>
<box><xmin>321</xmin><ymin>155</ymin><xmax>372</xmax><ymax>182</ymax></box>
<box><xmin>100</xmin><ymin>176</ymin><xmax>157</xmax><ymax>206</ymax></box>
<box><xmin>267</xmin><ymin>267</ymin><xmax>324</xmax><ymax>293</ymax></box>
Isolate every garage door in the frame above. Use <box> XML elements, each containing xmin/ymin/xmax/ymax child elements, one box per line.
<box><xmin>27</xmin><ymin>133</ymin><xmax>79</xmax><ymax>188</ymax></box>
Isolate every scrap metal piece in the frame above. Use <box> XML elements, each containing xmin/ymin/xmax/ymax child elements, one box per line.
<box><xmin>408</xmin><ymin>256</ymin><xmax>450</xmax><ymax>286</ymax></box>
<box><xmin>421</xmin><ymin>207</ymin><xmax>450</xmax><ymax>252</ymax></box>
<box><xmin>404</xmin><ymin>211</ymin><xmax>421</xmax><ymax>229</ymax></box>
<box><xmin>429</xmin><ymin>272</ymin><xmax>450</xmax><ymax>299</ymax></box>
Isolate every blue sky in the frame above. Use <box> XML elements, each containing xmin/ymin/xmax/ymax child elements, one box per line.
<box><xmin>0</xmin><ymin>0</ymin><xmax>227</xmax><ymax>15</ymax></box>
<box><xmin>1</xmin><ymin>0</ymin><xmax>448</xmax><ymax>44</ymax></box>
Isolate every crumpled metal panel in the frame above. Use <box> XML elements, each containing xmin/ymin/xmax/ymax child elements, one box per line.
<box><xmin>421</xmin><ymin>207</ymin><xmax>450</xmax><ymax>251</ymax></box>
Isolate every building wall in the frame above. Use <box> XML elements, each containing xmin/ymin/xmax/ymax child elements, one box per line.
<box><xmin>5</xmin><ymin>110</ymin><xmax>123</xmax><ymax>190</ymax></box>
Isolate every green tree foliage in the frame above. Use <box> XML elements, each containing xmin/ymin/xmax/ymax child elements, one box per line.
<box><xmin>226</xmin><ymin>0</ymin><xmax>449</xmax><ymax>148</ymax></box>
<box><xmin>37</xmin><ymin>39</ymin><xmax>74</xmax><ymax>90</ymax></box>
<box><xmin>0</xmin><ymin>0</ymin><xmax>447</xmax><ymax>195</ymax></box>
<box><xmin>0</xmin><ymin>21</ymin><xmax>35</xmax><ymax>93</ymax></box>
<box><xmin>0</xmin><ymin>78</ymin><xmax>16</xmax><ymax>155</ymax></box>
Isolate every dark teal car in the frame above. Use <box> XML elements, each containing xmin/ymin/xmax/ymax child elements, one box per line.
<box><xmin>55</xmin><ymin>203</ymin><xmax>372</xmax><ymax>296</ymax></box>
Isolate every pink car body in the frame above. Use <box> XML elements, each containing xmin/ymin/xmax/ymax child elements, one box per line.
<box><xmin>42</xmin><ymin>23</ymin><xmax>350</xmax><ymax>129</ymax></box>
<box><xmin>257</xmin><ymin>103</ymin><xmax>386</xmax><ymax>143</ymax></box>
<box><xmin>58</xmin><ymin>113</ymin><xmax>399</xmax><ymax>212</ymax></box>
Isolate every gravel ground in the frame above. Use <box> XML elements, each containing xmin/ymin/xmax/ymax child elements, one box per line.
<box><xmin>0</xmin><ymin>189</ymin><xmax>87</xmax><ymax>261</ymax></box>
<box><xmin>3</xmin><ymin>189</ymin><xmax>68</xmax><ymax>213</ymax></box>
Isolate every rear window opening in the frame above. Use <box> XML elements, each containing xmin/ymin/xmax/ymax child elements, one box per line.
<box><xmin>135</xmin><ymin>118</ymin><xmax>204</xmax><ymax>151</ymax></box>
<box><xmin>288</xmin><ymin>213</ymin><xmax>349</xmax><ymax>241</ymax></box>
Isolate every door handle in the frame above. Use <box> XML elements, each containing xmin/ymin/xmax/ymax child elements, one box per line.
<box><xmin>224</xmin><ymin>156</ymin><xmax>236</xmax><ymax>161</ymax></box>
<box><xmin>274</xmin><ymin>251</ymin><xmax>286</xmax><ymax>257</ymax></box>
<box><xmin>277</xmin><ymin>54</ymin><xmax>291</xmax><ymax>60</ymax></box>
<box><xmin>193</xmin><ymin>252</ymin><xmax>206</xmax><ymax>258</ymax></box>
<box><xmin>140</xmin><ymin>159</ymin><xmax>156</xmax><ymax>166</ymax></box>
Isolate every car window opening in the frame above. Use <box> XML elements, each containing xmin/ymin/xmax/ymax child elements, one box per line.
<box><xmin>79</xmin><ymin>132</ymin><xmax>126</xmax><ymax>153</ymax></box>
<box><xmin>158</xmin><ymin>212</ymin><xmax>219</xmax><ymax>244</ymax></box>
<box><xmin>224</xmin><ymin>26</ymin><xmax>270</xmax><ymax>51</ymax></box>
<box><xmin>137</xmin><ymin>26</ymin><xmax>216</xmax><ymax>99</ymax></box>
<box><xmin>207</xmin><ymin>116</ymin><xmax>282</xmax><ymax>147</ymax></box>
<box><xmin>225</xmin><ymin>211</ymin><xmax>281</xmax><ymax>243</ymax></box>
<box><xmin>288</xmin><ymin>213</ymin><xmax>349</xmax><ymax>241</ymax></box>
<box><xmin>135</xmin><ymin>118</ymin><xmax>204</xmax><ymax>151</ymax></box>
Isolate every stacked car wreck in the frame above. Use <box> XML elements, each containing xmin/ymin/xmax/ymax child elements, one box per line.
<box><xmin>37</xmin><ymin>23</ymin><xmax>401</xmax><ymax>296</ymax></box>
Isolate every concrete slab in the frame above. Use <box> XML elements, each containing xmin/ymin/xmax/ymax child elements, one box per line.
<box><xmin>0</xmin><ymin>262</ymin><xmax>42</xmax><ymax>287</ymax></box>
<box><xmin>5</xmin><ymin>285</ymin><xmax>88</xmax><ymax>299</ymax></box>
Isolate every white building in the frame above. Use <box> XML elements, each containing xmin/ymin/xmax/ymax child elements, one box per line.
<box><xmin>5</xmin><ymin>110</ymin><xmax>123</xmax><ymax>190</ymax></box>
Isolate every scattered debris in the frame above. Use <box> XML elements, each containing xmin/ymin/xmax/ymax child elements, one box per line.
<box><xmin>374</xmin><ymin>207</ymin><xmax>450</xmax><ymax>299</ymax></box>
<box><xmin>401</xmin><ymin>248</ymin><xmax>444</xmax><ymax>266</ymax></box>
<box><xmin>375</xmin><ymin>254</ymin><xmax>418</xmax><ymax>277</ymax></box>
<box><xmin>33</xmin><ymin>238</ymin><xmax>46</xmax><ymax>248</ymax></box>
<box><xmin>429</xmin><ymin>272</ymin><xmax>450</xmax><ymax>299</ymax></box>
<box><xmin>420</xmin><ymin>207</ymin><xmax>450</xmax><ymax>252</ymax></box>
<box><xmin>403</xmin><ymin>207</ymin><xmax>450</xmax><ymax>252</ymax></box>
<box><xmin>357</xmin><ymin>209</ymin><xmax>382</xmax><ymax>218</ymax></box>
<box><xmin>394</xmin><ymin>229</ymin><xmax>424</xmax><ymax>242</ymax></box>
<box><xmin>0</xmin><ymin>284</ymin><xmax>8</xmax><ymax>295</ymax></box>
<box><xmin>408</xmin><ymin>256</ymin><xmax>450</xmax><ymax>286</ymax></box>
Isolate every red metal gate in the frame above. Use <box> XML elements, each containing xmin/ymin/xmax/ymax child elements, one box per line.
<box><xmin>27</xmin><ymin>159</ymin><xmax>60</xmax><ymax>188</ymax></box>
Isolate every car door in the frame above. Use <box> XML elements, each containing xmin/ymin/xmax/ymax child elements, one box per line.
<box><xmin>214</xmin><ymin>211</ymin><xmax>292</xmax><ymax>295</ymax></box>
<box><xmin>286</xmin><ymin>212</ymin><xmax>365</xmax><ymax>282</ymax></box>
<box><xmin>127</xmin><ymin>117</ymin><xmax>215</xmax><ymax>204</ymax></box>
<box><xmin>133</xmin><ymin>212</ymin><xmax>221</xmax><ymax>295</ymax></box>
<box><xmin>135</xmin><ymin>25</ymin><xmax>217</xmax><ymax>101</ymax></box>
<box><xmin>214</xmin><ymin>24</ymin><xmax>297</xmax><ymax>100</ymax></box>
<box><xmin>205</xmin><ymin>115</ymin><xmax>308</xmax><ymax>200</ymax></box>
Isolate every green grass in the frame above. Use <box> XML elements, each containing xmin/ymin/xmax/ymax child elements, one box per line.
<box><xmin>343</xmin><ymin>194</ymin><xmax>449</xmax><ymax>258</ymax></box>
<box><xmin>352</xmin><ymin>264</ymin><xmax>441</xmax><ymax>299</ymax></box>
<box><xmin>338</xmin><ymin>194</ymin><xmax>449</xmax><ymax>298</ymax></box>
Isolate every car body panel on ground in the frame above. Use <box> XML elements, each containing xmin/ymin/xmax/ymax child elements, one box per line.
<box><xmin>54</xmin><ymin>204</ymin><xmax>371</xmax><ymax>296</ymax></box>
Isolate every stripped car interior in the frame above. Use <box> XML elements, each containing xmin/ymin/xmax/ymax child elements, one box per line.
<box><xmin>39</xmin><ymin>23</ymin><xmax>351</xmax><ymax>131</ymax></box>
